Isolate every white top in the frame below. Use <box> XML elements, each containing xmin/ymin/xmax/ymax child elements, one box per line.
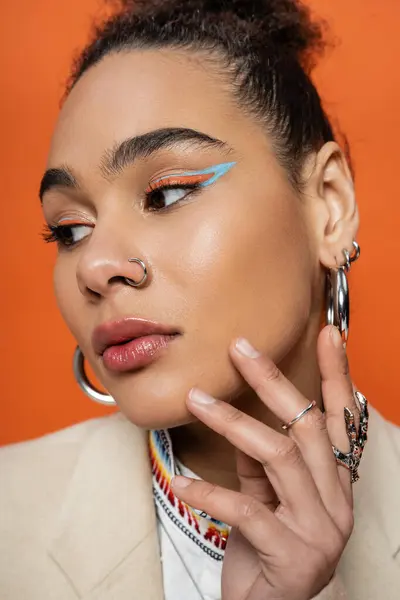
<box><xmin>149</xmin><ymin>429</ymin><xmax>231</xmax><ymax>600</ymax></box>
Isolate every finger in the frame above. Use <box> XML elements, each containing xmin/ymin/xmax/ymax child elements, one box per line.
<box><xmin>229</xmin><ymin>337</ymin><xmax>349</xmax><ymax>530</ymax></box>
<box><xmin>171</xmin><ymin>476</ymin><xmax>344</xmax><ymax>590</ymax></box>
<box><xmin>170</xmin><ymin>475</ymin><xmax>295</xmax><ymax>555</ymax></box>
<box><xmin>235</xmin><ymin>448</ymin><xmax>278</xmax><ymax>511</ymax></box>
<box><xmin>186</xmin><ymin>388</ymin><xmax>333</xmax><ymax>536</ymax></box>
<box><xmin>318</xmin><ymin>325</ymin><xmax>359</xmax><ymax>507</ymax></box>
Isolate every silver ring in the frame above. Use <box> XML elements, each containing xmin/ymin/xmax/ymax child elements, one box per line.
<box><xmin>281</xmin><ymin>400</ymin><xmax>317</xmax><ymax>430</ymax></box>
<box><xmin>125</xmin><ymin>258</ymin><xmax>148</xmax><ymax>288</ymax></box>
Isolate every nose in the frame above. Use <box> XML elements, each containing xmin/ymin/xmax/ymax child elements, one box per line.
<box><xmin>76</xmin><ymin>235</ymin><xmax>149</xmax><ymax>299</ymax></box>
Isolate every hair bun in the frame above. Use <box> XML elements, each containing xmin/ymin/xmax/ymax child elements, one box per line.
<box><xmin>110</xmin><ymin>0</ymin><xmax>327</xmax><ymax>70</ymax></box>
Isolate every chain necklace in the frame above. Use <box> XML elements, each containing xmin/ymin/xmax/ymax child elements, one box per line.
<box><xmin>150</xmin><ymin>429</ymin><xmax>230</xmax><ymax>557</ymax></box>
<box><xmin>150</xmin><ymin>428</ymin><xmax>229</xmax><ymax>600</ymax></box>
<box><xmin>159</xmin><ymin>516</ymin><xmax>209</xmax><ymax>600</ymax></box>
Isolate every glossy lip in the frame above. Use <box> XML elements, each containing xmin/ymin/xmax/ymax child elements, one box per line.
<box><xmin>92</xmin><ymin>317</ymin><xmax>181</xmax><ymax>356</ymax></box>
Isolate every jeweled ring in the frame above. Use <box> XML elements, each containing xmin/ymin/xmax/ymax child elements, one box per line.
<box><xmin>332</xmin><ymin>391</ymin><xmax>369</xmax><ymax>483</ymax></box>
<box><xmin>281</xmin><ymin>391</ymin><xmax>369</xmax><ymax>484</ymax></box>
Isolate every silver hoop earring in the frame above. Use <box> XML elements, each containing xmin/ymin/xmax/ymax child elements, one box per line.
<box><xmin>125</xmin><ymin>258</ymin><xmax>148</xmax><ymax>288</ymax></box>
<box><xmin>326</xmin><ymin>241</ymin><xmax>360</xmax><ymax>346</ymax></box>
<box><xmin>73</xmin><ymin>346</ymin><xmax>117</xmax><ymax>406</ymax></box>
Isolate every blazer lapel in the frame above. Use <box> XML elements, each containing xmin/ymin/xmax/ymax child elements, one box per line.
<box><xmin>47</xmin><ymin>412</ymin><xmax>164</xmax><ymax>599</ymax></box>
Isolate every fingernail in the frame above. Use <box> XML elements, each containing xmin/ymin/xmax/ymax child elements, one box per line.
<box><xmin>192</xmin><ymin>508</ymin><xmax>211</xmax><ymax>519</ymax></box>
<box><xmin>330</xmin><ymin>325</ymin><xmax>344</xmax><ymax>349</ymax></box>
<box><xmin>171</xmin><ymin>475</ymin><xmax>191</xmax><ymax>488</ymax></box>
<box><xmin>189</xmin><ymin>387</ymin><xmax>216</xmax><ymax>405</ymax></box>
<box><xmin>235</xmin><ymin>337</ymin><xmax>261</xmax><ymax>358</ymax></box>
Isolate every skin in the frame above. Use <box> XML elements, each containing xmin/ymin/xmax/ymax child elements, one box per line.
<box><xmin>173</xmin><ymin>332</ymin><xmax>360</xmax><ymax>599</ymax></box>
<box><xmin>41</xmin><ymin>48</ymin><xmax>361</xmax><ymax>598</ymax></box>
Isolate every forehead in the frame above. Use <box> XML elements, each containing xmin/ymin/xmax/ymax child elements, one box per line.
<box><xmin>48</xmin><ymin>49</ymin><xmax>261</xmax><ymax>168</ymax></box>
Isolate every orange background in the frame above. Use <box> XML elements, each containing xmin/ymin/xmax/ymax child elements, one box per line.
<box><xmin>1</xmin><ymin>0</ymin><xmax>399</xmax><ymax>446</ymax></box>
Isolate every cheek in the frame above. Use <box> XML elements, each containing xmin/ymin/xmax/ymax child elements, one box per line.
<box><xmin>53</xmin><ymin>258</ymin><xmax>83</xmax><ymax>339</ymax></box>
<box><xmin>113</xmin><ymin>194</ymin><xmax>313</xmax><ymax>428</ymax></box>
<box><xmin>163</xmin><ymin>189</ymin><xmax>313</xmax><ymax>361</ymax></box>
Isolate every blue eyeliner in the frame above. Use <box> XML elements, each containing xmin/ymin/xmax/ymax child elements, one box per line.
<box><xmin>193</xmin><ymin>161</ymin><xmax>237</xmax><ymax>187</ymax></box>
<box><xmin>156</xmin><ymin>161</ymin><xmax>236</xmax><ymax>186</ymax></box>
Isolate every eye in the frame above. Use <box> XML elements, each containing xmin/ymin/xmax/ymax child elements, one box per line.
<box><xmin>145</xmin><ymin>181</ymin><xmax>201</xmax><ymax>211</ymax></box>
<box><xmin>42</xmin><ymin>223</ymin><xmax>93</xmax><ymax>248</ymax></box>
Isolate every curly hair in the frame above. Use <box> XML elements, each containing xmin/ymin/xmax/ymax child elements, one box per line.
<box><xmin>66</xmin><ymin>0</ymin><xmax>347</xmax><ymax>188</ymax></box>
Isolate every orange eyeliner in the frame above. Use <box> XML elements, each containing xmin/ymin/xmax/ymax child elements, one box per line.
<box><xmin>145</xmin><ymin>173</ymin><xmax>211</xmax><ymax>193</ymax></box>
<box><xmin>57</xmin><ymin>218</ymin><xmax>92</xmax><ymax>227</ymax></box>
<box><xmin>146</xmin><ymin>161</ymin><xmax>237</xmax><ymax>193</ymax></box>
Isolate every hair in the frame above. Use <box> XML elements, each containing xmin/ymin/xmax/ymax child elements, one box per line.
<box><xmin>66</xmin><ymin>0</ymin><xmax>351</xmax><ymax>189</ymax></box>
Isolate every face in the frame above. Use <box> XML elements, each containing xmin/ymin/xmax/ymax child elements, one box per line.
<box><xmin>41</xmin><ymin>49</ymin><xmax>318</xmax><ymax>429</ymax></box>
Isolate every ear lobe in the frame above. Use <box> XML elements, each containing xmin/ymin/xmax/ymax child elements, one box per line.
<box><xmin>312</xmin><ymin>142</ymin><xmax>359</xmax><ymax>269</ymax></box>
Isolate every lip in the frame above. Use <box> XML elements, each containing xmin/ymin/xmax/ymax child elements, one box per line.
<box><xmin>92</xmin><ymin>317</ymin><xmax>181</xmax><ymax>373</ymax></box>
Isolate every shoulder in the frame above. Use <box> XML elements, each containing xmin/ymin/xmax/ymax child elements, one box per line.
<box><xmin>368</xmin><ymin>403</ymin><xmax>400</xmax><ymax>448</ymax></box>
<box><xmin>0</xmin><ymin>413</ymin><xmax>152</xmax><ymax>598</ymax></box>
<box><xmin>357</xmin><ymin>402</ymin><xmax>400</xmax><ymax>487</ymax></box>
<box><xmin>336</xmin><ymin>403</ymin><xmax>400</xmax><ymax>599</ymax></box>
<box><xmin>0</xmin><ymin>413</ymin><xmax>111</xmax><ymax>470</ymax></box>
<box><xmin>0</xmin><ymin>413</ymin><xmax>130</xmax><ymax>517</ymax></box>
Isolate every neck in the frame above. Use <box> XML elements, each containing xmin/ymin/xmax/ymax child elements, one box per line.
<box><xmin>169</xmin><ymin>317</ymin><xmax>323</xmax><ymax>492</ymax></box>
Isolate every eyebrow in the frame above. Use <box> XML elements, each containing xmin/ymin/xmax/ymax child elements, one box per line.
<box><xmin>39</xmin><ymin>127</ymin><xmax>232</xmax><ymax>202</ymax></box>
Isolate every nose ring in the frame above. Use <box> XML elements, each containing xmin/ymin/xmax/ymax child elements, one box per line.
<box><xmin>125</xmin><ymin>257</ymin><xmax>148</xmax><ymax>288</ymax></box>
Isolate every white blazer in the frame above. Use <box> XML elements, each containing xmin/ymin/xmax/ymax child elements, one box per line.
<box><xmin>0</xmin><ymin>404</ymin><xmax>399</xmax><ymax>599</ymax></box>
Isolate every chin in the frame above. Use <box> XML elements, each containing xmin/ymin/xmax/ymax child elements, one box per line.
<box><xmin>104</xmin><ymin>355</ymin><xmax>241</xmax><ymax>431</ymax></box>
<box><xmin>108</xmin><ymin>374</ymin><xmax>198</xmax><ymax>430</ymax></box>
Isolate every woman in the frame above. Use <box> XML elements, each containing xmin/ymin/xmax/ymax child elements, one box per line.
<box><xmin>1</xmin><ymin>0</ymin><xmax>399</xmax><ymax>598</ymax></box>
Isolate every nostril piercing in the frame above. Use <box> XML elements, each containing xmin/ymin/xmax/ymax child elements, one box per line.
<box><xmin>125</xmin><ymin>257</ymin><xmax>148</xmax><ymax>288</ymax></box>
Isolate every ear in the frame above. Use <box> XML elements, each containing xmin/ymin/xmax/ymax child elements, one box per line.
<box><xmin>303</xmin><ymin>141</ymin><xmax>360</xmax><ymax>269</ymax></box>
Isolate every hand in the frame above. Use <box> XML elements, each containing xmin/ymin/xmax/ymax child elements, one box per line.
<box><xmin>171</xmin><ymin>325</ymin><xmax>358</xmax><ymax>600</ymax></box>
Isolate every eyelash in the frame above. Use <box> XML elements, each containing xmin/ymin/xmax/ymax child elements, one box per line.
<box><xmin>42</xmin><ymin>180</ymin><xmax>203</xmax><ymax>248</ymax></box>
<box><xmin>144</xmin><ymin>180</ymin><xmax>202</xmax><ymax>211</ymax></box>
<box><xmin>41</xmin><ymin>224</ymin><xmax>78</xmax><ymax>246</ymax></box>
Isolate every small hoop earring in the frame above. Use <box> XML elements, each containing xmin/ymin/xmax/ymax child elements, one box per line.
<box><xmin>73</xmin><ymin>347</ymin><xmax>117</xmax><ymax>406</ymax></box>
<box><xmin>343</xmin><ymin>240</ymin><xmax>360</xmax><ymax>271</ymax></box>
<box><xmin>326</xmin><ymin>241</ymin><xmax>360</xmax><ymax>346</ymax></box>
<box><xmin>125</xmin><ymin>258</ymin><xmax>148</xmax><ymax>288</ymax></box>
